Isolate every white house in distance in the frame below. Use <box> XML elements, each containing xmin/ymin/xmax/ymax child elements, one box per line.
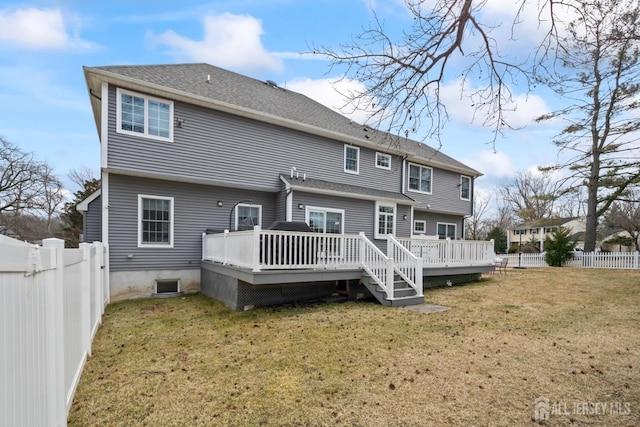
<box><xmin>507</xmin><ymin>217</ymin><xmax>586</xmax><ymax>252</ymax></box>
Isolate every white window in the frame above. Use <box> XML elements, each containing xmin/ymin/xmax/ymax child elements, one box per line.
<box><xmin>544</xmin><ymin>227</ymin><xmax>556</xmax><ymax>233</ymax></box>
<box><xmin>375</xmin><ymin>201</ymin><xmax>396</xmax><ymax>239</ymax></box>
<box><xmin>117</xmin><ymin>88</ymin><xmax>173</xmax><ymax>141</ymax></box>
<box><xmin>375</xmin><ymin>152</ymin><xmax>391</xmax><ymax>170</ymax></box>
<box><xmin>138</xmin><ymin>195</ymin><xmax>174</xmax><ymax>247</ymax></box>
<box><xmin>413</xmin><ymin>220</ymin><xmax>426</xmax><ymax>234</ymax></box>
<box><xmin>306</xmin><ymin>207</ymin><xmax>345</xmax><ymax>258</ymax></box>
<box><xmin>306</xmin><ymin>207</ymin><xmax>344</xmax><ymax>234</ymax></box>
<box><xmin>235</xmin><ymin>204</ymin><xmax>262</xmax><ymax>230</ymax></box>
<box><xmin>437</xmin><ymin>222</ymin><xmax>456</xmax><ymax>240</ymax></box>
<box><xmin>408</xmin><ymin>163</ymin><xmax>432</xmax><ymax>194</ymax></box>
<box><xmin>514</xmin><ymin>229</ymin><xmax>526</xmax><ymax>235</ymax></box>
<box><xmin>460</xmin><ymin>175</ymin><xmax>471</xmax><ymax>201</ymax></box>
<box><xmin>344</xmin><ymin>145</ymin><xmax>359</xmax><ymax>174</ymax></box>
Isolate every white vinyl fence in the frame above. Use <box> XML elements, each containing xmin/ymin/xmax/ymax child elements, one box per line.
<box><xmin>500</xmin><ymin>251</ymin><xmax>640</xmax><ymax>269</ymax></box>
<box><xmin>0</xmin><ymin>235</ymin><xmax>108</xmax><ymax>427</ymax></box>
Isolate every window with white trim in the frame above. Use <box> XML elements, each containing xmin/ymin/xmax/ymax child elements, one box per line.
<box><xmin>306</xmin><ymin>207</ymin><xmax>345</xmax><ymax>258</ymax></box>
<box><xmin>117</xmin><ymin>88</ymin><xmax>173</xmax><ymax>141</ymax></box>
<box><xmin>306</xmin><ymin>207</ymin><xmax>344</xmax><ymax>234</ymax></box>
<box><xmin>235</xmin><ymin>204</ymin><xmax>262</xmax><ymax>230</ymax></box>
<box><xmin>375</xmin><ymin>152</ymin><xmax>391</xmax><ymax>170</ymax></box>
<box><xmin>437</xmin><ymin>222</ymin><xmax>456</xmax><ymax>239</ymax></box>
<box><xmin>344</xmin><ymin>145</ymin><xmax>359</xmax><ymax>174</ymax></box>
<box><xmin>138</xmin><ymin>195</ymin><xmax>173</xmax><ymax>247</ymax></box>
<box><xmin>408</xmin><ymin>163</ymin><xmax>432</xmax><ymax>193</ymax></box>
<box><xmin>375</xmin><ymin>202</ymin><xmax>396</xmax><ymax>239</ymax></box>
<box><xmin>514</xmin><ymin>229</ymin><xmax>526</xmax><ymax>235</ymax></box>
<box><xmin>413</xmin><ymin>220</ymin><xmax>426</xmax><ymax>234</ymax></box>
<box><xmin>460</xmin><ymin>175</ymin><xmax>471</xmax><ymax>200</ymax></box>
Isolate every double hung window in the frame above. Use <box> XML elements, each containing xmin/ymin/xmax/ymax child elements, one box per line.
<box><xmin>408</xmin><ymin>164</ymin><xmax>432</xmax><ymax>193</ymax></box>
<box><xmin>344</xmin><ymin>145</ymin><xmax>360</xmax><ymax>174</ymax></box>
<box><xmin>138</xmin><ymin>195</ymin><xmax>174</xmax><ymax>247</ymax></box>
<box><xmin>117</xmin><ymin>88</ymin><xmax>173</xmax><ymax>141</ymax></box>
<box><xmin>460</xmin><ymin>176</ymin><xmax>471</xmax><ymax>200</ymax></box>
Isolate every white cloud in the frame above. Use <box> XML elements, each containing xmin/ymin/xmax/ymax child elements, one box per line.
<box><xmin>464</xmin><ymin>150</ymin><xmax>518</xmax><ymax>180</ymax></box>
<box><xmin>285</xmin><ymin>77</ymin><xmax>376</xmax><ymax>124</ymax></box>
<box><xmin>0</xmin><ymin>7</ymin><xmax>93</xmax><ymax>50</ymax></box>
<box><xmin>151</xmin><ymin>13</ymin><xmax>283</xmax><ymax>74</ymax></box>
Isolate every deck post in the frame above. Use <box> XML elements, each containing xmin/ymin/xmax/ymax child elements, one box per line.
<box><xmin>222</xmin><ymin>229</ymin><xmax>229</xmax><ymax>265</ymax></box>
<box><xmin>252</xmin><ymin>226</ymin><xmax>261</xmax><ymax>272</ymax></box>
<box><xmin>358</xmin><ymin>232</ymin><xmax>366</xmax><ymax>267</ymax></box>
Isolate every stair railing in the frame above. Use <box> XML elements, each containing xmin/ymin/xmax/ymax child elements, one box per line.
<box><xmin>358</xmin><ymin>232</ymin><xmax>395</xmax><ymax>300</ymax></box>
<box><xmin>387</xmin><ymin>235</ymin><xmax>423</xmax><ymax>297</ymax></box>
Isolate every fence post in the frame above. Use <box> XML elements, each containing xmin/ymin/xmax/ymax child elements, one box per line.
<box><xmin>358</xmin><ymin>232</ymin><xmax>366</xmax><ymax>267</ymax></box>
<box><xmin>79</xmin><ymin>243</ymin><xmax>92</xmax><ymax>358</ymax></box>
<box><xmin>42</xmin><ymin>238</ymin><xmax>66</xmax><ymax>426</ymax></box>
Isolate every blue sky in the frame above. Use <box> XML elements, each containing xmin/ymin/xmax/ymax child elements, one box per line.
<box><xmin>0</xmin><ymin>0</ymin><xmax>565</xmax><ymax>196</ymax></box>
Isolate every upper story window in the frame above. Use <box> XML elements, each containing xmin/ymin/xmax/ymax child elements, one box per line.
<box><xmin>117</xmin><ymin>88</ymin><xmax>173</xmax><ymax>142</ymax></box>
<box><xmin>408</xmin><ymin>163</ymin><xmax>432</xmax><ymax>194</ymax></box>
<box><xmin>138</xmin><ymin>195</ymin><xmax>173</xmax><ymax>248</ymax></box>
<box><xmin>375</xmin><ymin>201</ymin><xmax>396</xmax><ymax>239</ymax></box>
<box><xmin>344</xmin><ymin>145</ymin><xmax>360</xmax><ymax>174</ymax></box>
<box><xmin>375</xmin><ymin>152</ymin><xmax>391</xmax><ymax>170</ymax></box>
<box><xmin>544</xmin><ymin>227</ymin><xmax>556</xmax><ymax>233</ymax></box>
<box><xmin>514</xmin><ymin>229</ymin><xmax>526</xmax><ymax>235</ymax></box>
<box><xmin>460</xmin><ymin>175</ymin><xmax>471</xmax><ymax>200</ymax></box>
<box><xmin>235</xmin><ymin>204</ymin><xmax>262</xmax><ymax>231</ymax></box>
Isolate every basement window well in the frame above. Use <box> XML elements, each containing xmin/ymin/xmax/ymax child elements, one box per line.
<box><xmin>152</xmin><ymin>279</ymin><xmax>182</xmax><ymax>298</ymax></box>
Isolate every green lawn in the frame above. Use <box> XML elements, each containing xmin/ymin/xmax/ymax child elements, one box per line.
<box><xmin>69</xmin><ymin>268</ymin><xmax>640</xmax><ymax>426</ymax></box>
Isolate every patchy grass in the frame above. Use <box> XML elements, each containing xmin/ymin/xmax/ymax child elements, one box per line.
<box><xmin>69</xmin><ymin>269</ymin><xmax>640</xmax><ymax>426</ymax></box>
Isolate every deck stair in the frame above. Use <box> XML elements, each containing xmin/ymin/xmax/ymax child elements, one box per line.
<box><xmin>361</xmin><ymin>273</ymin><xmax>424</xmax><ymax>307</ymax></box>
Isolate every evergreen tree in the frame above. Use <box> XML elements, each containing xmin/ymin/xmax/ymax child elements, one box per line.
<box><xmin>487</xmin><ymin>227</ymin><xmax>508</xmax><ymax>253</ymax></box>
<box><xmin>544</xmin><ymin>227</ymin><xmax>575</xmax><ymax>267</ymax></box>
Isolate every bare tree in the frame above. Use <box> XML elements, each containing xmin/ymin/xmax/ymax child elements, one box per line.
<box><xmin>68</xmin><ymin>166</ymin><xmax>98</xmax><ymax>190</ymax></box>
<box><xmin>465</xmin><ymin>191</ymin><xmax>491</xmax><ymax>240</ymax></box>
<box><xmin>500</xmin><ymin>170</ymin><xmax>559</xmax><ymax>222</ymax></box>
<box><xmin>35</xmin><ymin>163</ymin><xmax>65</xmax><ymax>233</ymax></box>
<box><xmin>310</xmin><ymin>0</ymin><xmax>574</xmax><ymax>146</ymax></box>
<box><xmin>607</xmin><ymin>192</ymin><xmax>640</xmax><ymax>251</ymax></box>
<box><xmin>536</xmin><ymin>0</ymin><xmax>640</xmax><ymax>251</ymax></box>
<box><xmin>0</xmin><ymin>137</ymin><xmax>45</xmax><ymax>214</ymax></box>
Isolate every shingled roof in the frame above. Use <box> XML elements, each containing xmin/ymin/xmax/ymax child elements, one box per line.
<box><xmin>84</xmin><ymin>63</ymin><xmax>480</xmax><ymax>176</ymax></box>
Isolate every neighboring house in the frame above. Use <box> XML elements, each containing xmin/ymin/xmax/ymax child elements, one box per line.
<box><xmin>82</xmin><ymin>63</ymin><xmax>490</xmax><ymax>307</ymax></box>
<box><xmin>507</xmin><ymin>217</ymin><xmax>586</xmax><ymax>252</ymax></box>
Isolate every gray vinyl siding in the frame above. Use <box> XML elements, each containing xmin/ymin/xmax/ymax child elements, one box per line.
<box><xmin>108</xmin><ymin>174</ymin><xmax>277</xmax><ymax>271</ymax></box>
<box><xmin>106</xmin><ymin>85</ymin><xmax>402</xmax><ymax>193</ymax></box>
<box><xmin>83</xmin><ymin>195</ymin><xmax>102</xmax><ymax>243</ymax></box>
<box><xmin>405</xmin><ymin>163</ymin><xmax>473</xmax><ymax>215</ymax></box>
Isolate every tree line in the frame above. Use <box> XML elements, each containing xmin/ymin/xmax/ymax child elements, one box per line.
<box><xmin>0</xmin><ymin>136</ymin><xmax>99</xmax><ymax>246</ymax></box>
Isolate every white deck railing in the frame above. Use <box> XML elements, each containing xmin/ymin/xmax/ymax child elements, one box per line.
<box><xmin>396</xmin><ymin>237</ymin><xmax>495</xmax><ymax>266</ymax></box>
<box><xmin>203</xmin><ymin>227</ymin><xmax>494</xmax><ymax>299</ymax></box>
<box><xmin>1</xmin><ymin>236</ymin><xmax>107</xmax><ymax>427</ymax></box>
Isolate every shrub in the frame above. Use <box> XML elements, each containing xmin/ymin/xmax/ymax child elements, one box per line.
<box><xmin>544</xmin><ymin>227</ymin><xmax>575</xmax><ymax>267</ymax></box>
